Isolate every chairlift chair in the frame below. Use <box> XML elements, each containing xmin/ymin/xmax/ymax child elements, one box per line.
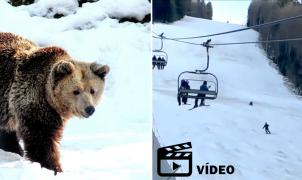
<box><xmin>177</xmin><ymin>70</ymin><xmax>218</xmax><ymax>100</ymax></box>
<box><xmin>177</xmin><ymin>39</ymin><xmax>218</xmax><ymax>102</ymax></box>
<box><xmin>152</xmin><ymin>50</ymin><xmax>168</xmax><ymax>68</ymax></box>
<box><xmin>152</xmin><ymin>33</ymin><xmax>168</xmax><ymax>69</ymax></box>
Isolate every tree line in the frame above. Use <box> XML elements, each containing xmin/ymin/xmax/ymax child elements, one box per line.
<box><xmin>153</xmin><ymin>0</ymin><xmax>212</xmax><ymax>23</ymax></box>
<box><xmin>247</xmin><ymin>0</ymin><xmax>302</xmax><ymax>93</ymax></box>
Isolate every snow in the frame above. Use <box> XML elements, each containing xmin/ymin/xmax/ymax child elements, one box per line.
<box><xmin>23</xmin><ymin>0</ymin><xmax>79</xmax><ymax>18</ymax></box>
<box><xmin>0</xmin><ymin>0</ymin><xmax>151</xmax><ymax>179</ymax></box>
<box><xmin>20</xmin><ymin>0</ymin><xmax>150</xmax><ymax>20</ymax></box>
<box><xmin>153</xmin><ymin>16</ymin><xmax>302</xmax><ymax>180</ymax></box>
<box><xmin>98</xmin><ymin>0</ymin><xmax>150</xmax><ymax>21</ymax></box>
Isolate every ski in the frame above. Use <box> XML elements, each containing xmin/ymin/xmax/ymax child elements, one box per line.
<box><xmin>188</xmin><ymin>105</ymin><xmax>210</xmax><ymax>110</ymax></box>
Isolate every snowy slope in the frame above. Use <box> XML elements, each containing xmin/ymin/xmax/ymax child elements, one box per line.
<box><xmin>0</xmin><ymin>0</ymin><xmax>151</xmax><ymax>179</ymax></box>
<box><xmin>153</xmin><ymin>16</ymin><xmax>302</xmax><ymax>180</ymax></box>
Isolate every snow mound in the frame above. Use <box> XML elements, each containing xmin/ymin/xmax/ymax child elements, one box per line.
<box><xmin>23</xmin><ymin>0</ymin><xmax>79</xmax><ymax>18</ymax></box>
<box><xmin>98</xmin><ymin>0</ymin><xmax>150</xmax><ymax>21</ymax></box>
<box><xmin>18</xmin><ymin>0</ymin><xmax>150</xmax><ymax>21</ymax></box>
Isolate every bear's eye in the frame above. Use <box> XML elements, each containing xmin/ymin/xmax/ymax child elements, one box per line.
<box><xmin>90</xmin><ymin>89</ymin><xmax>95</xmax><ymax>95</ymax></box>
<box><xmin>73</xmin><ymin>90</ymin><xmax>80</xmax><ymax>95</ymax></box>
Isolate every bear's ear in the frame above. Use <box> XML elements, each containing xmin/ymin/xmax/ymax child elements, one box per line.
<box><xmin>53</xmin><ymin>61</ymin><xmax>75</xmax><ymax>83</ymax></box>
<box><xmin>90</xmin><ymin>63</ymin><xmax>110</xmax><ymax>80</ymax></box>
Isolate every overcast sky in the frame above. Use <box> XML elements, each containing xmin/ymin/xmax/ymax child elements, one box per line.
<box><xmin>210</xmin><ymin>0</ymin><xmax>251</xmax><ymax>25</ymax></box>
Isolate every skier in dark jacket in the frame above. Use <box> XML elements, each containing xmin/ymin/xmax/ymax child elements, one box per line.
<box><xmin>182</xmin><ymin>80</ymin><xmax>190</xmax><ymax>104</ymax></box>
<box><xmin>160</xmin><ymin>57</ymin><xmax>166</xmax><ymax>69</ymax></box>
<box><xmin>263</xmin><ymin>122</ymin><xmax>271</xmax><ymax>134</ymax></box>
<box><xmin>178</xmin><ymin>80</ymin><xmax>190</xmax><ymax>105</ymax></box>
<box><xmin>157</xmin><ymin>57</ymin><xmax>162</xmax><ymax>69</ymax></box>
<box><xmin>152</xmin><ymin>56</ymin><xmax>156</xmax><ymax>69</ymax></box>
<box><xmin>194</xmin><ymin>81</ymin><xmax>209</xmax><ymax>108</ymax></box>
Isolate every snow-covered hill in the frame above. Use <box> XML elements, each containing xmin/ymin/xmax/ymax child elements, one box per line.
<box><xmin>153</xmin><ymin>16</ymin><xmax>302</xmax><ymax>180</ymax></box>
<box><xmin>0</xmin><ymin>0</ymin><xmax>151</xmax><ymax>179</ymax></box>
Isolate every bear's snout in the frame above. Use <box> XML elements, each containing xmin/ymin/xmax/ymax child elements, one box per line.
<box><xmin>85</xmin><ymin>106</ymin><xmax>95</xmax><ymax>117</ymax></box>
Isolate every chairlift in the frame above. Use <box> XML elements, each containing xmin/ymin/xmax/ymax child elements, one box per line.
<box><xmin>177</xmin><ymin>70</ymin><xmax>218</xmax><ymax>100</ymax></box>
<box><xmin>177</xmin><ymin>39</ymin><xmax>218</xmax><ymax>104</ymax></box>
<box><xmin>152</xmin><ymin>33</ymin><xmax>168</xmax><ymax>69</ymax></box>
<box><xmin>152</xmin><ymin>50</ymin><xmax>168</xmax><ymax>69</ymax></box>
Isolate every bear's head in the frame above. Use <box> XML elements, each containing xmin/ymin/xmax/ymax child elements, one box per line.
<box><xmin>47</xmin><ymin>60</ymin><xmax>110</xmax><ymax>119</ymax></box>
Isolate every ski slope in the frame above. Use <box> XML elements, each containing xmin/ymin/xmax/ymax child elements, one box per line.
<box><xmin>0</xmin><ymin>0</ymin><xmax>151</xmax><ymax>179</ymax></box>
<box><xmin>153</xmin><ymin>16</ymin><xmax>302</xmax><ymax>180</ymax></box>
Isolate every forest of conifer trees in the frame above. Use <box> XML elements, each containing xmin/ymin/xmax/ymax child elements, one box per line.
<box><xmin>152</xmin><ymin>0</ymin><xmax>212</xmax><ymax>23</ymax></box>
<box><xmin>247</xmin><ymin>0</ymin><xmax>302</xmax><ymax>93</ymax></box>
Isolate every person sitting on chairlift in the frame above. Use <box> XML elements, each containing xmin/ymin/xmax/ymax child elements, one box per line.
<box><xmin>152</xmin><ymin>55</ymin><xmax>156</xmax><ymax>69</ymax></box>
<box><xmin>194</xmin><ymin>81</ymin><xmax>209</xmax><ymax>108</ymax></box>
<box><xmin>157</xmin><ymin>57</ymin><xmax>162</xmax><ymax>69</ymax></box>
<box><xmin>182</xmin><ymin>80</ymin><xmax>190</xmax><ymax>104</ymax></box>
<box><xmin>159</xmin><ymin>57</ymin><xmax>163</xmax><ymax>69</ymax></box>
<box><xmin>158</xmin><ymin>57</ymin><xmax>165</xmax><ymax>69</ymax></box>
<box><xmin>178</xmin><ymin>79</ymin><xmax>190</xmax><ymax>105</ymax></box>
<box><xmin>161</xmin><ymin>57</ymin><xmax>166</xmax><ymax>69</ymax></box>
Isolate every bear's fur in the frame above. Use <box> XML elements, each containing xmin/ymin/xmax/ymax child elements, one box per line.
<box><xmin>0</xmin><ymin>32</ymin><xmax>109</xmax><ymax>174</ymax></box>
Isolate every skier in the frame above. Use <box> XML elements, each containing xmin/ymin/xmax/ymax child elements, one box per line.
<box><xmin>178</xmin><ymin>80</ymin><xmax>190</xmax><ymax>105</ymax></box>
<box><xmin>152</xmin><ymin>56</ymin><xmax>156</xmax><ymax>69</ymax></box>
<box><xmin>263</xmin><ymin>122</ymin><xmax>271</xmax><ymax>134</ymax></box>
<box><xmin>182</xmin><ymin>80</ymin><xmax>190</xmax><ymax>104</ymax></box>
<box><xmin>157</xmin><ymin>57</ymin><xmax>162</xmax><ymax>69</ymax></box>
<box><xmin>194</xmin><ymin>81</ymin><xmax>209</xmax><ymax>108</ymax></box>
<box><xmin>161</xmin><ymin>57</ymin><xmax>165</xmax><ymax>69</ymax></box>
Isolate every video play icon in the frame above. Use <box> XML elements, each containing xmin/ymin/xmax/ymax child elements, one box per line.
<box><xmin>172</xmin><ymin>162</ymin><xmax>181</xmax><ymax>171</ymax></box>
<box><xmin>157</xmin><ymin>142</ymin><xmax>193</xmax><ymax>177</ymax></box>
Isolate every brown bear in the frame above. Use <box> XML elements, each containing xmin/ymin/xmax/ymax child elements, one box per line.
<box><xmin>0</xmin><ymin>32</ymin><xmax>109</xmax><ymax>174</ymax></box>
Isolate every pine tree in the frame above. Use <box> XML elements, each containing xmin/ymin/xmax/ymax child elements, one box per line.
<box><xmin>153</xmin><ymin>0</ymin><xmax>188</xmax><ymax>23</ymax></box>
<box><xmin>195</xmin><ymin>0</ymin><xmax>202</xmax><ymax>18</ymax></box>
<box><xmin>277</xmin><ymin>0</ymin><xmax>293</xmax><ymax>7</ymax></box>
<box><xmin>200</xmin><ymin>0</ymin><xmax>207</xmax><ymax>18</ymax></box>
<box><xmin>206</xmin><ymin>2</ymin><xmax>213</xmax><ymax>20</ymax></box>
<box><xmin>185</xmin><ymin>0</ymin><xmax>193</xmax><ymax>16</ymax></box>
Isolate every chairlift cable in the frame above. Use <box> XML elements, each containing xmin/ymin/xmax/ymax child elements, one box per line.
<box><xmin>160</xmin><ymin>14</ymin><xmax>302</xmax><ymax>40</ymax></box>
<box><xmin>154</xmin><ymin>35</ymin><xmax>302</xmax><ymax>47</ymax></box>
<box><xmin>153</xmin><ymin>35</ymin><xmax>201</xmax><ymax>46</ymax></box>
<box><xmin>210</xmin><ymin>37</ymin><xmax>302</xmax><ymax>46</ymax></box>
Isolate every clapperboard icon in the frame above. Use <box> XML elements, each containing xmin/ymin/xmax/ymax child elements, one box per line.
<box><xmin>157</xmin><ymin>142</ymin><xmax>192</xmax><ymax>177</ymax></box>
